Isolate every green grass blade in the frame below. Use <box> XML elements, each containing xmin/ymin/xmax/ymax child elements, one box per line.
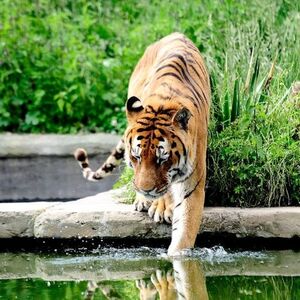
<box><xmin>231</xmin><ymin>79</ymin><xmax>240</xmax><ymax>122</ymax></box>
<box><xmin>244</xmin><ymin>49</ymin><xmax>255</xmax><ymax>93</ymax></box>
<box><xmin>250</xmin><ymin>56</ymin><xmax>260</xmax><ymax>93</ymax></box>
<box><xmin>223</xmin><ymin>90</ymin><xmax>230</xmax><ymax>126</ymax></box>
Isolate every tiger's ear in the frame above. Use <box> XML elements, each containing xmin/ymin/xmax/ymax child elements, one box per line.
<box><xmin>173</xmin><ymin>107</ymin><xmax>191</xmax><ymax>130</ymax></box>
<box><xmin>126</xmin><ymin>96</ymin><xmax>143</xmax><ymax>112</ymax></box>
<box><xmin>126</xmin><ymin>96</ymin><xmax>144</xmax><ymax>121</ymax></box>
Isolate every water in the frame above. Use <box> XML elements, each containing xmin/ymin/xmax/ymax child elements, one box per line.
<box><xmin>0</xmin><ymin>247</ymin><xmax>299</xmax><ymax>299</ymax></box>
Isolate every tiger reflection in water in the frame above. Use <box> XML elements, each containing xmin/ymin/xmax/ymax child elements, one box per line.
<box><xmin>84</xmin><ymin>259</ymin><xmax>208</xmax><ymax>300</ymax></box>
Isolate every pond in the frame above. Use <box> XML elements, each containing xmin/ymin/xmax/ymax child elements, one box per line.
<box><xmin>0</xmin><ymin>247</ymin><xmax>299</xmax><ymax>299</ymax></box>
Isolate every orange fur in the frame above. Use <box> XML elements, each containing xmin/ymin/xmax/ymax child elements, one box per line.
<box><xmin>125</xmin><ymin>33</ymin><xmax>210</xmax><ymax>255</ymax></box>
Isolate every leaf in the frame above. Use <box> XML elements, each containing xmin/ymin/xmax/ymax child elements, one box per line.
<box><xmin>34</xmin><ymin>90</ymin><xmax>45</xmax><ymax>102</ymax></box>
<box><xmin>250</xmin><ymin>56</ymin><xmax>260</xmax><ymax>93</ymax></box>
<box><xmin>223</xmin><ymin>91</ymin><xmax>230</xmax><ymax>126</ymax></box>
<box><xmin>231</xmin><ymin>79</ymin><xmax>240</xmax><ymax>122</ymax></box>
<box><xmin>25</xmin><ymin>112</ymin><xmax>40</xmax><ymax>126</ymax></box>
<box><xmin>57</xmin><ymin>99</ymin><xmax>64</xmax><ymax>111</ymax></box>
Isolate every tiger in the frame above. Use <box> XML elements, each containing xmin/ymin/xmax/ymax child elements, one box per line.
<box><xmin>74</xmin><ymin>32</ymin><xmax>210</xmax><ymax>256</ymax></box>
<box><xmin>83</xmin><ymin>259</ymin><xmax>208</xmax><ymax>300</ymax></box>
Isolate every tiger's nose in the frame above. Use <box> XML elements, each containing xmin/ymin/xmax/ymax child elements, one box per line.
<box><xmin>141</xmin><ymin>188</ymin><xmax>154</xmax><ymax>193</ymax></box>
<box><xmin>136</xmin><ymin>187</ymin><xmax>156</xmax><ymax>195</ymax></box>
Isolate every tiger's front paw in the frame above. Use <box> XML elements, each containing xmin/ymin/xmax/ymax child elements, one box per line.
<box><xmin>151</xmin><ymin>269</ymin><xmax>176</xmax><ymax>300</ymax></box>
<box><xmin>148</xmin><ymin>194</ymin><xmax>173</xmax><ymax>224</ymax></box>
<box><xmin>134</xmin><ymin>193</ymin><xmax>153</xmax><ymax>212</ymax></box>
<box><xmin>136</xmin><ymin>279</ymin><xmax>157</xmax><ymax>300</ymax></box>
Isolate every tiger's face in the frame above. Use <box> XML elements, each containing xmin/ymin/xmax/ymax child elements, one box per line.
<box><xmin>125</xmin><ymin>96</ymin><xmax>192</xmax><ymax>198</ymax></box>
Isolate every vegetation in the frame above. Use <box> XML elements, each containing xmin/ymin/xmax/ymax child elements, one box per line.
<box><xmin>1</xmin><ymin>275</ymin><xmax>299</xmax><ymax>300</ymax></box>
<box><xmin>1</xmin><ymin>0</ymin><xmax>299</xmax><ymax>206</ymax></box>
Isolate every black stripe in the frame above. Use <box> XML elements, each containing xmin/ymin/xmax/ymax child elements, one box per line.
<box><xmin>159</xmin><ymin>108</ymin><xmax>176</xmax><ymax>116</ymax></box>
<box><xmin>171</xmin><ymin>168</ymin><xmax>185</xmax><ymax>179</ymax></box>
<box><xmin>184</xmin><ymin>178</ymin><xmax>201</xmax><ymax>199</ymax></box>
<box><xmin>81</xmin><ymin>162</ymin><xmax>88</xmax><ymax>168</ymax></box>
<box><xmin>157</xmin><ymin>127</ymin><xmax>166</xmax><ymax>135</ymax></box>
<box><xmin>173</xmin><ymin>60</ymin><xmax>202</xmax><ymax>106</ymax></box>
<box><xmin>175</xmin><ymin>164</ymin><xmax>199</xmax><ymax>184</ymax></box>
<box><xmin>157</xmin><ymin>72</ymin><xmax>183</xmax><ymax>82</ymax></box>
<box><xmin>165</xmin><ymin>53</ymin><xmax>188</xmax><ymax>69</ymax></box>
<box><xmin>137</xmin><ymin>121</ymin><xmax>149</xmax><ymax>126</ymax></box>
<box><xmin>189</xmin><ymin>63</ymin><xmax>203</xmax><ymax>83</ymax></box>
<box><xmin>174</xmin><ymin>201</ymin><xmax>182</xmax><ymax>209</ymax></box>
<box><xmin>158</xmin><ymin>116</ymin><xmax>170</xmax><ymax>121</ymax></box>
<box><xmin>145</xmin><ymin>117</ymin><xmax>158</xmax><ymax>122</ymax></box>
<box><xmin>172</xmin><ymin>61</ymin><xmax>203</xmax><ymax>108</ymax></box>
<box><xmin>172</xmin><ymin>36</ymin><xmax>199</xmax><ymax>54</ymax></box>
<box><xmin>186</xmin><ymin>42</ymin><xmax>199</xmax><ymax>53</ymax></box>
<box><xmin>147</xmin><ymin>105</ymin><xmax>156</xmax><ymax>113</ymax></box>
<box><xmin>173</xmin><ymin>134</ymin><xmax>187</xmax><ymax>157</ymax></box>
<box><xmin>173</xmin><ymin>63</ymin><xmax>201</xmax><ymax>111</ymax></box>
<box><xmin>137</xmin><ymin>125</ymin><xmax>156</xmax><ymax>132</ymax></box>
<box><xmin>184</xmin><ymin>162</ymin><xmax>198</xmax><ymax>181</ymax></box>
<box><xmin>156</xmin><ymin>63</ymin><xmax>182</xmax><ymax>76</ymax></box>
<box><xmin>112</xmin><ymin>149</ymin><xmax>124</xmax><ymax>160</ymax></box>
<box><xmin>189</xmin><ymin>64</ymin><xmax>208</xmax><ymax>103</ymax></box>
<box><xmin>145</xmin><ymin>106</ymin><xmax>176</xmax><ymax>117</ymax></box>
<box><xmin>162</xmin><ymin>82</ymin><xmax>196</xmax><ymax>103</ymax></box>
<box><xmin>102</xmin><ymin>163</ymin><xmax>115</xmax><ymax>173</ymax></box>
<box><xmin>141</xmin><ymin>116</ymin><xmax>153</xmax><ymax>121</ymax></box>
<box><xmin>173</xmin><ymin>218</ymin><xmax>179</xmax><ymax>225</ymax></box>
<box><xmin>155</xmin><ymin>122</ymin><xmax>171</xmax><ymax>126</ymax></box>
<box><xmin>164</xmin><ymin>53</ymin><xmax>205</xmax><ymax>108</ymax></box>
<box><xmin>160</xmin><ymin>82</ymin><xmax>181</xmax><ymax>96</ymax></box>
<box><xmin>149</xmin><ymin>93</ymin><xmax>171</xmax><ymax>100</ymax></box>
<box><xmin>195</xmin><ymin>59</ymin><xmax>209</xmax><ymax>87</ymax></box>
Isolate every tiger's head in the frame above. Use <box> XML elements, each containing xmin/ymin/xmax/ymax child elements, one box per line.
<box><xmin>124</xmin><ymin>96</ymin><xmax>193</xmax><ymax>199</ymax></box>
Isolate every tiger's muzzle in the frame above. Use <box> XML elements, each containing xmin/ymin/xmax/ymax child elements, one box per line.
<box><xmin>134</xmin><ymin>185</ymin><xmax>169</xmax><ymax>199</ymax></box>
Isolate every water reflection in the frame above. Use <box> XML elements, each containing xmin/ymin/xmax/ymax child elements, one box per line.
<box><xmin>84</xmin><ymin>259</ymin><xmax>208</xmax><ymax>300</ymax></box>
<box><xmin>0</xmin><ymin>249</ymin><xmax>299</xmax><ymax>299</ymax></box>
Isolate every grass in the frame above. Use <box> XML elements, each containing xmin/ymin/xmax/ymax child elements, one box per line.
<box><xmin>1</xmin><ymin>0</ymin><xmax>299</xmax><ymax>206</ymax></box>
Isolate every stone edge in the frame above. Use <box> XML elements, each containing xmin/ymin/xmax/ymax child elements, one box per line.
<box><xmin>0</xmin><ymin>188</ymin><xmax>299</xmax><ymax>240</ymax></box>
<box><xmin>0</xmin><ymin>133</ymin><xmax>121</xmax><ymax>157</ymax></box>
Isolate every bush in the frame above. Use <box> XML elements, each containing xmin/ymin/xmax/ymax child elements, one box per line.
<box><xmin>207</xmin><ymin>98</ymin><xmax>300</xmax><ymax>207</ymax></box>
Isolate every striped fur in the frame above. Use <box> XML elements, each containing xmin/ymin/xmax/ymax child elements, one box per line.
<box><xmin>75</xmin><ymin>33</ymin><xmax>210</xmax><ymax>255</ymax></box>
<box><xmin>74</xmin><ymin>139</ymin><xmax>125</xmax><ymax>181</ymax></box>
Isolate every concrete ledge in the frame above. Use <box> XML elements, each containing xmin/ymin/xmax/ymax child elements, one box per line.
<box><xmin>0</xmin><ymin>133</ymin><xmax>122</xmax><ymax>201</ymax></box>
<box><xmin>0</xmin><ymin>189</ymin><xmax>299</xmax><ymax>240</ymax></box>
<box><xmin>0</xmin><ymin>133</ymin><xmax>121</xmax><ymax>157</ymax></box>
<box><xmin>0</xmin><ymin>202</ymin><xmax>58</xmax><ymax>238</ymax></box>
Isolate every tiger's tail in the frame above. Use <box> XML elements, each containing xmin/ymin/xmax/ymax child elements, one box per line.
<box><xmin>74</xmin><ymin>139</ymin><xmax>125</xmax><ymax>182</ymax></box>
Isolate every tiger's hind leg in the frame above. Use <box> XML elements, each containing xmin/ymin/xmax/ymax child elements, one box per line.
<box><xmin>135</xmin><ymin>192</ymin><xmax>173</xmax><ymax>224</ymax></box>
